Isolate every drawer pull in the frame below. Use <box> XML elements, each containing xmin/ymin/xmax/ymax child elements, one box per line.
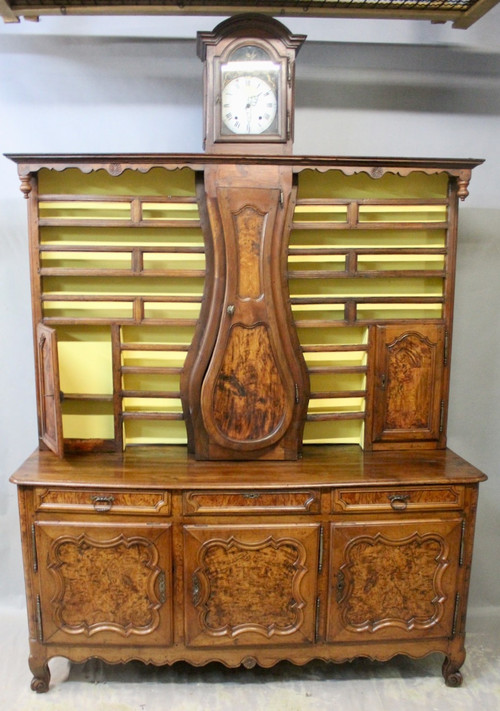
<box><xmin>388</xmin><ymin>494</ymin><xmax>410</xmax><ymax>511</ymax></box>
<box><xmin>91</xmin><ymin>495</ymin><xmax>115</xmax><ymax>513</ymax></box>
<box><xmin>243</xmin><ymin>493</ymin><xmax>260</xmax><ymax>500</ymax></box>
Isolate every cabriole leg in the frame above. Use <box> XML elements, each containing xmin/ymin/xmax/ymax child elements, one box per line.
<box><xmin>442</xmin><ymin>649</ymin><xmax>466</xmax><ymax>687</ymax></box>
<box><xmin>29</xmin><ymin>651</ymin><xmax>50</xmax><ymax>693</ymax></box>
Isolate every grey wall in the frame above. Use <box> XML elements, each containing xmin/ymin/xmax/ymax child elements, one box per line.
<box><xmin>1</xmin><ymin>11</ymin><xmax>499</xmax><ymax>614</ymax></box>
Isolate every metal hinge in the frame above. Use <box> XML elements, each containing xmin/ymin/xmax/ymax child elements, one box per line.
<box><xmin>315</xmin><ymin>596</ymin><xmax>320</xmax><ymax>642</ymax></box>
<box><xmin>318</xmin><ymin>525</ymin><xmax>324</xmax><ymax>573</ymax></box>
<box><xmin>294</xmin><ymin>383</ymin><xmax>300</xmax><ymax>404</ymax></box>
<box><xmin>31</xmin><ymin>523</ymin><xmax>38</xmax><ymax>573</ymax></box>
<box><xmin>36</xmin><ymin>595</ymin><xmax>43</xmax><ymax>642</ymax></box>
<box><xmin>158</xmin><ymin>571</ymin><xmax>166</xmax><ymax>604</ymax></box>
<box><xmin>459</xmin><ymin>520</ymin><xmax>466</xmax><ymax>567</ymax></box>
<box><xmin>444</xmin><ymin>329</ymin><xmax>449</xmax><ymax>366</ymax></box>
<box><xmin>439</xmin><ymin>400</ymin><xmax>445</xmax><ymax>433</ymax></box>
<box><xmin>452</xmin><ymin>592</ymin><xmax>461</xmax><ymax>637</ymax></box>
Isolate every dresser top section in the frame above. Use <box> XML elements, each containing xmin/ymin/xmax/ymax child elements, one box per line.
<box><xmin>5</xmin><ymin>153</ymin><xmax>484</xmax><ymax>176</ymax></box>
<box><xmin>10</xmin><ymin>446</ymin><xmax>486</xmax><ymax>490</ymax></box>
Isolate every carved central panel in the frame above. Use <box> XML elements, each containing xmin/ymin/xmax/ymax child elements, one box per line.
<box><xmin>234</xmin><ymin>205</ymin><xmax>264</xmax><ymax>300</ymax></box>
<box><xmin>195</xmin><ymin>535</ymin><xmax>307</xmax><ymax>637</ymax></box>
<box><xmin>385</xmin><ymin>332</ymin><xmax>436</xmax><ymax>430</ymax></box>
<box><xmin>48</xmin><ymin>533</ymin><xmax>163</xmax><ymax>636</ymax></box>
<box><xmin>211</xmin><ymin>324</ymin><xmax>287</xmax><ymax>442</ymax></box>
<box><xmin>339</xmin><ymin>532</ymin><xmax>447</xmax><ymax>632</ymax></box>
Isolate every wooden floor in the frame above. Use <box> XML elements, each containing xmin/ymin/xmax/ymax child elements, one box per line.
<box><xmin>2</xmin><ymin>605</ymin><xmax>499</xmax><ymax>710</ymax></box>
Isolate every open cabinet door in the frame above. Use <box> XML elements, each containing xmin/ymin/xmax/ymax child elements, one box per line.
<box><xmin>36</xmin><ymin>323</ymin><xmax>63</xmax><ymax>457</ymax></box>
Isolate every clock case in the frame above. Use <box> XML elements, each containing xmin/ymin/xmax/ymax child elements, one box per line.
<box><xmin>197</xmin><ymin>14</ymin><xmax>306</xmax><ymax>154</ymax></box>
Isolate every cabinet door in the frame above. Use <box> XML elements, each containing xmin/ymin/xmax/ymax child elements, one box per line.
<box><xmin>35</xmin><ymin>522</ymin><xmax>173</xmax><ymax>646</ymax></box>
<box><xmin>371</xmin><ymin>324</ymin><xmax>446</xmax><ymax>445</ymax></box>
<box><xmin>327</xmin><ymin>518</ymin><xmax>462</xmax><ymax>643</ymax></box>
<box><xmin>183</xmin><ymin>523</ymin><xmax>319</xmax><ymax>647</ymax></box>
<box><xmin>182</xmin><ymin>166</ymin><xmax>309</xmax><ymax>461</ymax></box>
<box><xmin>36</xmin><ymin>324</ymin><xmax>63</xmax><ymax>457</ymax></box>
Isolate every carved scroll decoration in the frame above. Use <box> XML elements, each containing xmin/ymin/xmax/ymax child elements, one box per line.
<box><xmin>48</xmin><ymin>532</ymin><xmax>164</xmax><ymax>637</ymax></box>
<box><xmin>384</xmin><ymin>331</ymin><xmax>437</xmax><ymax>431</ymax></box>
<box><xmin>337</xmin><ymin>531</ymin><xmax>449</xmax><ymax>633</ymax></box>
<box><xmin>193</xmin><ymin>535</ymin><xmax>307</xmax><ymax>638</ymax></box>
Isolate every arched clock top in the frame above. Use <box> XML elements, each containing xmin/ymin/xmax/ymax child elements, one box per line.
<box><xmin>196</xmin><ymin>13</ymin><xmax>306</xmax><ymax>60</ymax></box>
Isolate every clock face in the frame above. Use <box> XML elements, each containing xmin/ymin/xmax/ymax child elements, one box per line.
<box><xmin>221</xmin><ymin>75</ymin><xmax>277</xmax><ymax>135</ymax></box>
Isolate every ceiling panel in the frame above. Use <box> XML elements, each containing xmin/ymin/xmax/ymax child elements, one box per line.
<box><xmin>1</xmin><ymin>0</ymin><xmax>499</xmax><ymax>29</ymax></box>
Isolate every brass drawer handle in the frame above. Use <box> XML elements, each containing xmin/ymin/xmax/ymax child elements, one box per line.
<box><xmin>388</xmin><ymin>494</ymin><xmax>410</xmax><ymax>511</ymax></box>
<box><xmin>91</xmin><ymin>495</ymin><xmax>115</xmax><ymax>513</ymax></box>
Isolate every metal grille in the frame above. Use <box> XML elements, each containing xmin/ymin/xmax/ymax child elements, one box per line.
<box><xmin>6</xmin><ymin>0</ymin><xmax>480</xmax><ymax>11</ymax></box>
<box><xmin>3</xmin><ymin>0</ymin><xmax>496</xmax><ymax>29</ymax></box>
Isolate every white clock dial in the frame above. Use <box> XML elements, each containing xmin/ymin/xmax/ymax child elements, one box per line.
<box><xmin>221</xmin><ymin>76</ymin><xmax>277</xmax><ymax>135</ymax></box>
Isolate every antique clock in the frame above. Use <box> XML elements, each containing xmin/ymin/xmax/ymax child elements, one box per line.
<box><xmin>180</xmin><ymin>16</ymin><xmax>309</xmax><ymax>460</ymax></box>
<box><xmin>197</xmin><ymin>14</ymin><xmax>305</xmax><ymax>153</ymax></box>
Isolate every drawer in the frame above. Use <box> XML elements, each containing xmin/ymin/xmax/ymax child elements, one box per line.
<box><xmin>35</xmin><ymin>488</ymin><xmax>171</xmax><ymax>515</ymax></box>
<box><xmin>183</xmin><ymin>490</ymin><xmax>320</xmax><ymax>515</ymax></box>
<box><xmin>332</xmin><ymin>485</ymin><xmax>464</xmax><ymax>513</ymax></box>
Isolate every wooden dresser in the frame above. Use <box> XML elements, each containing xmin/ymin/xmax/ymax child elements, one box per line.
<box><xmin>7</xmin><ymin>152</ymin><xmax>486</xmax><ymax>691</ymax></box>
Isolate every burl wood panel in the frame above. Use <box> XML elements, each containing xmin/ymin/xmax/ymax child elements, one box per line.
<box><xmin>37</xmin><ymin>523</ymin><xmax>173</xmax><ymax>644</ymax></box>
<box><xmin>342</xmin><ymin>535</ymin><xmax>444</xmax><ymax>628</ymax></box>
<box><xmin>183</xmin><ymin>489</ymin><xmax>319</xmax><ymax>514</ymax></box>
<box><xmin>234</xmin><ymin>205</ymin><xmax>264</xmax><ymax>299</ymax></box>
<box><xmin>372</xmin><ymin>325</ymin><xmax>445</xmax><ymax>444</ymax></box>
<box><xmin>386</xmin><ymin>333</ymin><xmax>435</xmax><ymax>429</ymax></box>
<box><xmin>328</xmin><ymin>519</ymin><xmax>462</xmax><ymax>642</ymax></box>
<box><xmin>199</xmin><ymin>540</ymin><xmax>303</xmax><ymax>630</ymax></box>
<box><xmin>211</xmin><ymin>324</ymin><xmax>287</xmax><ymax>442</ymax></box>
<box><xmin>184</xmin><ymin>524</ymin><xmax>319</xmax><ymax>646</ymax></box>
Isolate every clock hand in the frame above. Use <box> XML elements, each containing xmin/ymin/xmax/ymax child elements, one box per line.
<box><xmin>245</xmin><ymin>106</ymin><xmax>253</xmax><ymax>133</ymax></box>
<box><xmin>247</xmin><ymin>92</ymin><xmax>263</xmax><ymax>107</ymax></box>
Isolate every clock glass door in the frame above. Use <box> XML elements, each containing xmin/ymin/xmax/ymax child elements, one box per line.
<box><xmin>219</xmin><ymin>45</ymin><xmax>283</xmax><ymax>140</ymax></box>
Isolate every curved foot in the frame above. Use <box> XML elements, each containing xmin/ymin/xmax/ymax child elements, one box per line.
<box><xmin>29</xmin><ymin>656</ymin><xmax>50</xmax><ymax>693</ymax></box>
<box><xmin>442</xmin><ymin>657</ymin><xmax>464</xmax><ymax>687</ymax></box>
<box><xmin>30</xmin><ymin>674</ymin><xmax>50</xmax><ymax>693</ymax></box>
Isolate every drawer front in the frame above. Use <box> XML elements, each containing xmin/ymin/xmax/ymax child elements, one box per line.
<box><xmin>35</xmin><ymin>488</ymin><xmax>171</xmax><ymax>515</ymax></box>
<box><xmin>183</xmin><ymin>490</ymin><xmax>320</xmax><ymax>515</ymax></box>
<box><xmin>332</xmin><ymin>485</ymin><xmax>464</xmax><ymax>513</ymax></box>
